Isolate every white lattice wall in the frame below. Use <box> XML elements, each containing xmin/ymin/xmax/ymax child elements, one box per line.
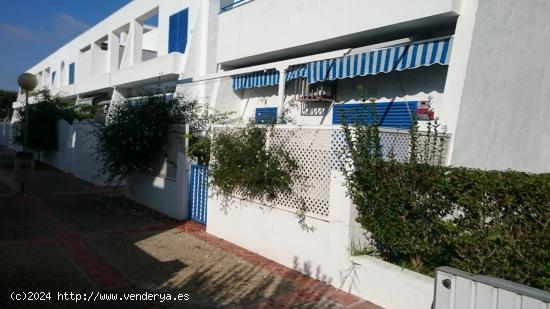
<box><xmin>213</xmin><ymin>125</ymin><xmax>450</xmax><ymax>218</ymax></box>
<box><xmin>268</xmin><ymin>127</ymin><xmax>333</xmax><ymax>218</ymax></box>
<box><xmin>330</xmin><ymin>127</ymin><xmax>451</xmax><ymax>170</ymax></box>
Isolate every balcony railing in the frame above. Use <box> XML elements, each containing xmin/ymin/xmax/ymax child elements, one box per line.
<box><xmin>220</xmin><ymin>0</ymin><xmax>255</xmax><ymax>13</ymax></box>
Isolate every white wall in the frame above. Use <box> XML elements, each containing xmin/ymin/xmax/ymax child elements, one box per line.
<box><xmin>40</xmin><ymin>119</ymin><xmax>108</xmax><ymax>186</ymax></box>
<box><xmin>41</xmin><ymin>120</ymin><xmax>73</xmax><ymax>173</ymax></box>
<box><xmin>207</xmin><ymin>169</ymin><xmax>435</xmax><ymax>309</ymax></box>
<box><xmin>71</xmin><ymin>120</ymin><xmax>107</xmax><ymax>186</ymax></box>
<box><xmin>351</xmin><ymin>256</ymin><xmax>434</xmax><ymax>309</ymax></box>
<box><xmin>450</xmin><ymin>0</ymin><xmax>550</xmax><ymax>173</ymax></box>
<box><xmin>127</xmin><ymin>125</ymin><xmax>190</xmax><ymax>220</ymax></box>
<box><xmin>217</xmin><ymin>0</ymin><xmax>460</xmax><ymax>65</ymax></box>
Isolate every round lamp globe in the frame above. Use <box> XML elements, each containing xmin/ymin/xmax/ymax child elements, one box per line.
<box><xmin>17</xmin><ymin>73</ymin><xmax>38</xmax><ymax>91</ymax></box>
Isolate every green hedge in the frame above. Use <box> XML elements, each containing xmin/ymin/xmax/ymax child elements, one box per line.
<box><xmin>343</xmin><ymin>119</ymin><xmax>550</xmax><ymax>290</ymax></box>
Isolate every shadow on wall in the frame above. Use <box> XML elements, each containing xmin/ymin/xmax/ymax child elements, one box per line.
<box><xmin>293</xmin><ymin>256</ymin><xmax>333</xmax><ymax>286</ymax></box>
<box><xmin>336</xmin><ymin>65</ymin><xmax>448</xmax><ymax>102</ymax></box>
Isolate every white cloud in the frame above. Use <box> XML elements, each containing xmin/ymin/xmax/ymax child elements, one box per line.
<box><xmin>0</xmin><ymin>13</ymin><xmax>89</xmax><ymax>44</ymax></box>
<box><xmin>53</xmin><ymin>13</ymin><xmax>89</xmax><ymax>35</ymax></box>
<box><xmin>0</xmin><ymin>23</ymin><xmax>33</xmax><ymax>41</ymax></box>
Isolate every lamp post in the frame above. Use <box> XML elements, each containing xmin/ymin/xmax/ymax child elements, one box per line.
<box><xmin>15</xmin><ymin>73</ymin><xmax>37</xmax><ymax>195</ymax></box>
<box><xmin>17</xmin><ymin>73</ymin><xmax>37</xmax><ymax>152</ymax></box>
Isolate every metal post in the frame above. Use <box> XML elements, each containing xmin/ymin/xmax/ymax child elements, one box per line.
<box><xmin>23</xmin><ymin>89</ymin><xmax>29</xmax><ymax>152</ymax></box>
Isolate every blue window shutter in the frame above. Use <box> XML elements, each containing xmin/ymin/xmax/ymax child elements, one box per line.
<box><xmin>168</xmin><ymin>13</ymin><xmax>178</xmax><ymax>53</ymax></box>
<box><xmin>68</xmin><ymin>63</ymin><xmax>75</xmax><ymax>85</ymax></box>
<box><xmin>168</xmin><ymin>9</ymin><xmax>189</xmax><ymax>53</ymax></box>
<box><xmin>51</xmin><ymin>71</ymin><xmax>56</xmax><ymax>86</ymax></box>
<box><xmin>332</xmin><ymin>102</ymin><xmax>418</xmax><ymax>129</ymax></box>
<box><xmin>255</xmin><ymin>107</ymin><xmax>278</xmax><ymax>124</ymax></box>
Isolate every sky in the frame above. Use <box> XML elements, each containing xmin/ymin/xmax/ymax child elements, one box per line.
<box><xmin>0</xmin><ymin>0</ymin><xmax>132</xmax><ymax>91</ymax></box>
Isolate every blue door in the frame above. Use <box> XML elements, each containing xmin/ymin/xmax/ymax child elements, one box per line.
<box><xmin>189</xmin><ymin>164</ymin><xmax>208</xmax><ymax>224</ymax></box>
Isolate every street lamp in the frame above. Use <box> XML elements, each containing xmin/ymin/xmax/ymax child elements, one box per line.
<box><xmin>17</xmin><ymin>73</ymin><xmax>38</xmax><ymax>152</ymax></box>
<box><xmin>15</xmin><ymin>73</ymin><xmax>37</xmax><ymax>195</ymax></box>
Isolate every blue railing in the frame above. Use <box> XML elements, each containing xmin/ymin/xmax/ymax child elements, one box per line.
<box><xmin>220</xmin><ymin>0</ymin><xmax>254</xmax><ymax>13</ymax></box>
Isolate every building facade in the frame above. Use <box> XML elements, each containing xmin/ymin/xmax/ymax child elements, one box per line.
<box><xmin>14</xmin><ymin>0</ymin><xmax>550</xmax><ymax>173</ymax></box>
<box><xmin>13</xmin><ymin>0</ymin><xmax>220</xmax><ymax>114</ymax></box>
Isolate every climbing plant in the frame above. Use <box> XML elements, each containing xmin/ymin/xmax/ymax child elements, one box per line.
<box><xmin>209</xmin><ymin>122</ymin><xmax>299</xmax><ymax>203</ymax></box>
<box><xmin>95</xmin><ymin>95</ymin><xmax>188</xmax><ymax>182</ymax></box>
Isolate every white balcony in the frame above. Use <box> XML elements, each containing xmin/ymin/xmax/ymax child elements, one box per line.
<box><xmin>111</xmin><ymin>52</ymin><xmax>184</xmax><ymax>88</ymax></box>
<box><xmin>217</xmin><ymin>0</ymin><xmax>462</xmax><ymax>66</ymax></box>
<box><xmin>75</xmin><ymin>72</ymin><xmax>112</xmax><ymax>95</ymax></box>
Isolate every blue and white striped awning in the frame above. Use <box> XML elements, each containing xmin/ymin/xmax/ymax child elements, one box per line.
<box><xmin>231</xmin><ymin>37</ymin><xmax>453</xmax><ymax>90</ymax></box>
<box><xmin>232</xmin><ymin>69</ymin><xmax>280</xmax><ymax>90</ymax></box>
<box><xmin>285</xmin><ymin>65</ymin><xmax>308</xmax><ymax>81</ymax></box>
<box><xmin>307</xmin><ymin>37</ymin><xmax>453</xmax><ymax>84</ymax></box>
<box><xmin>232</xmin><ymin>66</ymin><xmax>307</xmax><ymax>90</ymax></box>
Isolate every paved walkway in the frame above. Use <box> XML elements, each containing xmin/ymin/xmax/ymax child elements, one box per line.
<box><xmin>0</xmin><ymin>146</ymin><xmax>381</xmax><ymax>309</ymax></box>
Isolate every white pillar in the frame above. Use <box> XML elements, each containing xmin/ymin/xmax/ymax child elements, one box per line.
<box><xmin>438</xmin><ymin>0</ymin><xmax>480</xmax><ymax>165</ymax></box>
<box><xmin>327</xmin><ymin>171</ymin><xmax>355</xmax><ymax>287</ymax></box>
<box><xmin>108</xmin><ymin>32</ymin><xmax>120</xmax><ymax>72</ymax></box>
<box><xmin>129</xmin><ymin>19</ymin><xmax>143</xmax><ymax>66</ymax></box>
<box><xmin>276</xmin><ymin>67</ymin><xmax>287</xmax><ymax>123</ymax></box>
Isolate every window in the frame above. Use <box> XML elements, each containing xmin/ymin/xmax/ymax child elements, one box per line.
<box><xmin>168</xmin><ymin>8</ymin><xmax>189</xmax><ymax>53</ymax></box>
<box><xmin>332</xmin><ymin>102</ymin><xmax>418</xmax><ymax>129</ymax></box>
<box><xmin>68</xmin><ymin>63</ymin><xmax>75</xmax><ymax>85</ymax></box>
<box><xmin>51</xmin><ymin>71</ymin><xmax>56</xmax><ymax>87</ymax></box>
<box><xmin>255</xmin><ymin>107</ymin><xmax>278</xmax><ymax>124</ymax></box>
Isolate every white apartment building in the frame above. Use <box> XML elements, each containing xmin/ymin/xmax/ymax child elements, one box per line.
<box><xmin>14</xmin><ymin>0</ymin><xmax>550</xmax><ymax>173</ymax></box>
<box><xmin>13</xmin><ymin>0</ymin><xmax>220</xmax><ymax>113</ymax></box>
<box><xmin>204</xmin><ymin>0</ymin><xmax>550</xmax><ymax>173</ymax></box>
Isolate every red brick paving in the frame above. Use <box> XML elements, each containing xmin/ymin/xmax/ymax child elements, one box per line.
<box><xmin>0</xmin><ymin>146</ymin><xmax>382</xmax><ymax>308</ymax></box>
<box><xmin>24</xmin><ymin>196</ymin><xmax>130</xmax><ymax>290</ymax></box>
<box><xmin>174</xmin><ymin>221</ymin><xmax>383</xmax><ymax>309</ymax></box>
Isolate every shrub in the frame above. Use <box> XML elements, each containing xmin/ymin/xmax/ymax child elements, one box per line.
<box><xmin>0</xmin><ymin>89</ymin><xmax>17</xmax><ymax>120</ymax></box>
<box><xmin>210</xmin><ymin>123</ymin><xmax>298</xmax><ymax>202</ymax></box>
<box><xmin>342</xmin><ymin>103</ymin><xmax>550</xmax><ymax>290</ymax></box>
<box><xmin>15</xmin><ymin>89</ymin><xmax>81</xmax><ymax>153</ymax></box>
<box><xmin>95</xmin><ymin>95</ymin><xmax>188</xmax><ymax>183</ymax></box>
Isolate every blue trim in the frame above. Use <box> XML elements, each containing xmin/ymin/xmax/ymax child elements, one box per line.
<box><xmin>411</xmin><ymin>44</ymin><xmax>419</xmax><ymax>67</ymax></box>
<box><xmin>68</xmin><ymin>63</ymin><xmax>75</xmax><ymax>85</ymax></box>
<box><xmin>333</xmin><ymin>102</ymin><xmax>418</xmax><ymax>129</ymax></box>
<box><xmin>375</xmin><ymin>50</ymin><xmax>382</xmax><ymax>73</ymax></box>
<box><xmin>255</xmin><ymin>107</ymin><xmax>278</xmax><ymax>124</ymax></box>
<box><xmin>384</xmin><ymin>48</ymin><xmax>391</xmax><ymax>72</ymax></box>
<box><xmin>368</xmin><ymin>51</ymin><xmax>374</xmax><ymax>74</ymax></box>
<box><xmin>430</xmin><ymin>40</ymin><xmax>440</xmax><ymax>64</ymax></box>
<box><xmin>440</xmin><ymin>38</ymin><xmax>450</xmax><ymax>63</ymax></box>
<box><xmin>420</xmin><ymin>42</ymin><xmax>429</xmax><ymax>65</ymax></box>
